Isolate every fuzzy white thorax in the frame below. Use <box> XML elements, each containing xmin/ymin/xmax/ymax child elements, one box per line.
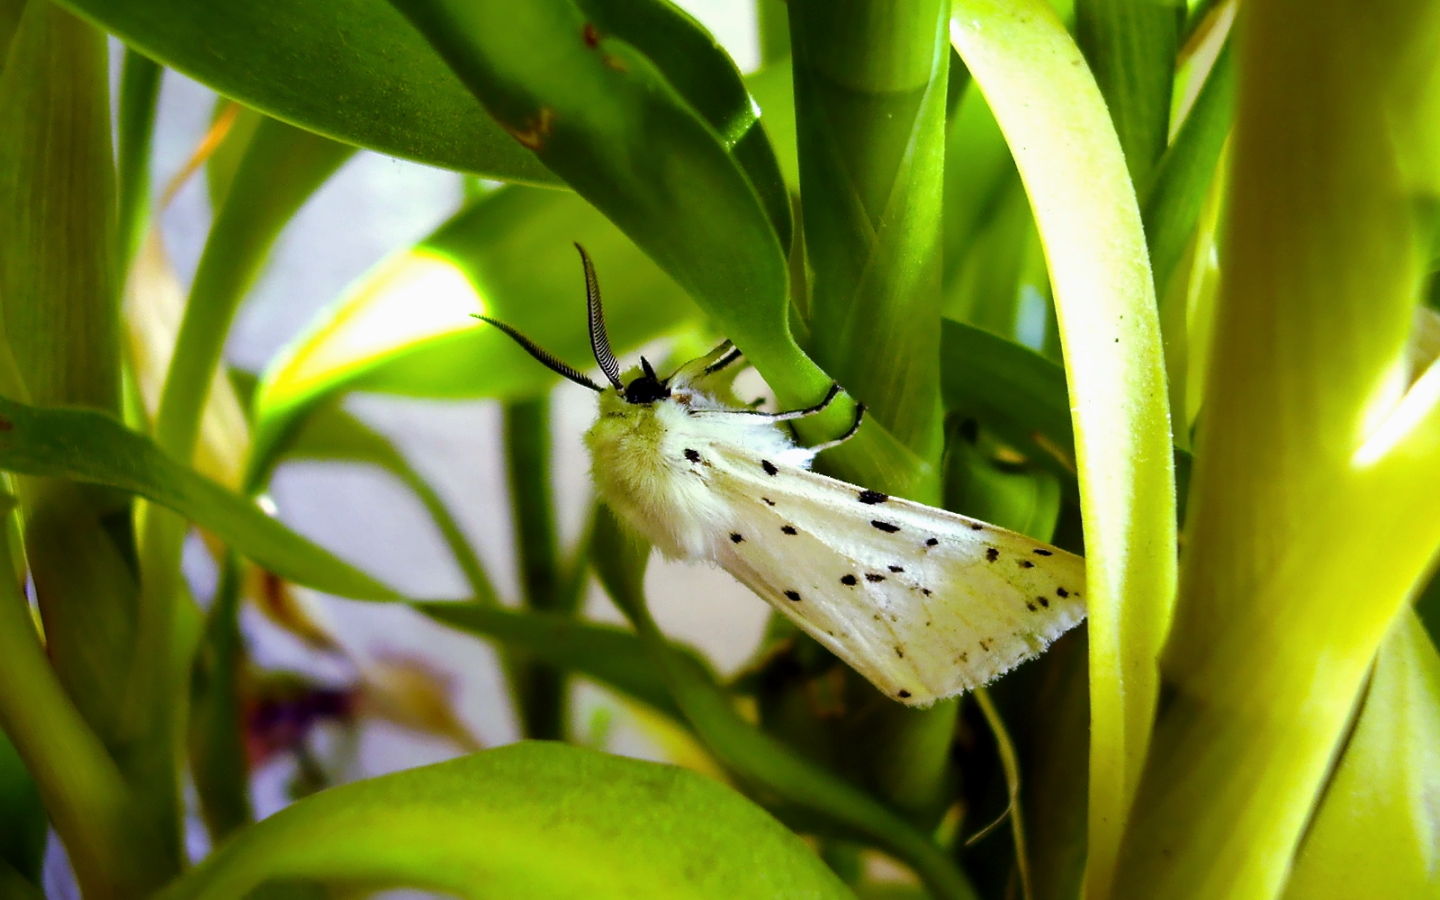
<box><xmin>585</xmin><ymin>368</ymin><xmax>811</xmax><ymax>561</ymax></box>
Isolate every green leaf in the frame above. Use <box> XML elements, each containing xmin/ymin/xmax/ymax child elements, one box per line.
<box><xmin>415</xmin><ymin>601</ymin><xmax>690</xmax><ymax>724</ymax></box>
<box><xmin>0</xmin><ymin>395</ymin><xmax>400</xmax><ymax>601</ymax></box>
<box><xmin>250</xmin><ymin>184</ymin><xmax>699</xmax><ymax>470</ymax></box>
<box><xmin>1280</xmin><ymin>612</ymin><xmax>1440</xmax><ymax>899</ymax></box>
<box><xmin>156</xmin><ymin>116</ymin><xmax>353</xmax><ymax>459</ymax></box>
<box><xmin>54</xmin><ymin>0</ymin><xmax>559</xmax><ymax>183</ymax></box>
<box><xmin>941</xmin><ymin>81</ymin><xmax>1022</xmax><ymax>313</ymax></box>
<box><xmin>941</xmin><ymin>320</ymin><xmax>1073</xmax><ymax>466</ymax></box>
<box><xmin>0</xmin><ymin>0</ymin><xmax>25</xmax><ymax>73</ymax></box>
<box><xmin>1142</xmin><ymin>38</ymin><xmax>1234</xmax><ymax>295</ymax></box>
<box><xmin>577</xmin><ymin>0</ymin><xmax>791</xmax><ymax>251</ymax></box>
<box><xmin>157</xmin><ymin>742</ymin><xmax>854</xmax><ymax>900</ymax></box>
<box><xmin>188</xmin><ymin>554</ymin><xmax>252</xmax><ymax>841</ymax></box>
<box><xmin>116</xmin><ymin>48</ymin><xmax>161</xmax><ymax>270</ymax></box>
<box><xmin>941</xmin><ymin>319</ymin><xmax>1194</xmax><ymax>516</ymax></box>
<box><xmin>1074</xmin><ymin>0</ymin><xmax>1183</xmax><ymax>190</ymax></box>
<box><xmin>0</xmin><ymin>1</ymin><xmax>117</xmax><ymax>412</ymax></box>
<box><xmin>950</xmin><ymin>6</ymin><xmax>1178</xmax><ymax>894</ymax></box>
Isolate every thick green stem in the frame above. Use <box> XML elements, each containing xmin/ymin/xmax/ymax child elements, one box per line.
<box><xmin>1112</xmin><ymin>0</ymin><xmax>1440</xmax><ymax>897</ymax></box>
<box><xmin>789</xmin><ymin>0</ymin><xmax>949</xmax><ymax>485</ymax></box>
<box><xmin>504</xmin><ymin>395</ymin><xmax>568</xmax><ymax>740</ymax></box>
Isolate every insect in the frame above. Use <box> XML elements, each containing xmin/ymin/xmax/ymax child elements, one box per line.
<box><xmin>479</xmin><ymin>244</ymin><xmax>1086</xmax><ymax>706</ymax></box>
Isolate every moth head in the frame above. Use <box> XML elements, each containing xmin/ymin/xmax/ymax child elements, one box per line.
<box><xmin>474</xmin><ymin>242</ymin><xmax>672</xmax><ymax>403</ymax></box>
<box><xmin>622</xmin><ymin>356</ymin><xmax>671</xmax><ymax>404</ymax></box>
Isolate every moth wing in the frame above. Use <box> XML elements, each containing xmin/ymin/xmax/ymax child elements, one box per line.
<box><xmin>704</xmin><ymin>449</ymin><xmax>1086</xmax><ymax>706</ymax></box>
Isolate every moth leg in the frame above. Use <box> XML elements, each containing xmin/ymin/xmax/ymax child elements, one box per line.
<box><xmin>806</xmin><ymin>402</ymin><xmax>866</xmax><ymax>452</ymax></box>
<box><xmin>703</xmin><ymin>343</ymin><xmax>744</xmax><ymax>375</ymax></box>
<box><xmin>704</xmin><ymin>381</ymin><xmax>841</xmax><ymax>423</ymax></box>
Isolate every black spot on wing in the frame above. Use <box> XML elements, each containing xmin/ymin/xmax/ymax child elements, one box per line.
<box><xmin>762</xmin><ymin>460</ymin><xmax>778</xmax><ymax>476</ymax></box>
<box><xmin>968</xmin><ymin>523</ymin><xmax>983</xmax><ymax>531</ymax></box>
<box><xmin>762</xmin><ymin>497</ymin><xmax>776</xmax><ymax>506</ymax></box>
<box><xmin>865</xmin><ymin>573</ymin><xmax>886</xmax><ymax>583</ymax></box>
<box><xmin>921</xmin><ymin>588</ymin><xmax>932</xmax><ymax>596</ymax></box>
<box><xmin>894</xmin><ymin>646</ymin><xmax>905</xmax><ymax>659</ymax></box>
<box><xmin>926</xmin><ymin>537</ymin><xmax>939</xmax><ymax>546</ymax></box>
<box><xmin>684</xmin><ymin>448</ymin><xmax>701</xmax><ymax>463</ymax></box>
<box><xmin>985</xmin><ymin>548</ymin><xmax>1000</xmax><ymax>562</ymax></box>
<box><xmin>1026</xmin><ymin>601</ymin><xmax>1037</xmax><ymax>611</ymax></box>
<box><xmin>857</xmin><ymin>489</ymin><xmax>888</xmax><ymax>504</ymax></box>
<box><xmin>841</xmin><ymin>574</ymin><xmax>857</xmax><ymax>586</ymax></box>
<box><xmin>730</xmin><ymin>533</ymin><xmax>744</xmax><ymax>543</ymax></box>
<box><xmin>871</xmin><ymin>520</ymin><xmax>900</xmax><ymax>533</ymax></box>
<box><xmin>1057</xmin><ymin>587</ymin><xmax>1070</xmax><ymax>597</ymax></box>
<box><xmin>784</xmin><ymin>590</ymin><xmax>801</xmax><ymax>602</ymax></box>
<box><xmin>898</xmin><ymin>690</ymin><xmax>912</xmax><ymax>699</ymax></box>
<box><xmin>1020</xmin><ymin>560</ymin><xmax>1035</xmax><ymax>569</ymax></box>
<box><xmin>781</xmin><ymin>525</ymin><xmax>797</xmax><ymax>535</ymax></box>
<box><xmin>888</xmin><ymin>565</ymin><xmax>904</xmax><ymax>573</ymax></box>
<box><xmin>1033</xmin><ymin>548</ymin><xmax>1053</xmax><ymax>556</ymax></box>
<box><xmin>1038</xmin><ymin>596</ymin><xmax>1050</xmax><ymax>608</ymax></box>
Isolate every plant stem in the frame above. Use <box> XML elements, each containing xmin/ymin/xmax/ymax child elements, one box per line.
<box><xmin>789</xmin><ymin>0</ymin><xmax>950</xmax><ymax>489</ymax></box>
<box><xmin>0</xmin><ymin>504</ymin><xmax>159</xmax><ymax>900</ymax></box>
<box><xmin>116</xmin><ymin>48</ymin><xmax>162</xmax><ymax>273</ymax></box>
<box><xmin>504</xmin><ymin>395</ymin><xmax>568</xmax><ymax>740</ymax></box>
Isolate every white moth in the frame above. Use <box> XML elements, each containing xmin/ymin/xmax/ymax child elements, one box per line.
<box><xmin>481</xmin><ymin>245</ymin><xmax>1086</xmax><ymax>706</ymax></box>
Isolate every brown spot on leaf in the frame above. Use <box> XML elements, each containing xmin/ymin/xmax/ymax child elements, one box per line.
<box><xmin>504</xmin><ymin>106</ymin><xmax>556</xmax><ymax>150</ymax></box>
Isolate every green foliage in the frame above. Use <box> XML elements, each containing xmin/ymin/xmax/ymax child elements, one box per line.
<box><xmin>0</xmin><ymin>0</ymin><xmax>1437</xmax><ymax>899</ymax></box>
<box><xmin>160</xmin><ymin>742</ymin><xmax>853</xmax><ymax>900</ymax></box>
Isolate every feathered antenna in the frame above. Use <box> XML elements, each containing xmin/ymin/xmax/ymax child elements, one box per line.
<box><xmin>473</xmin><ymin>313</ymin><xmax>605</xmax><ymax>393</ymax></box>
<box><xmin>576</xmin><ymin>243</ymin><xmax>624</xmax><ymax>390</ymax></box>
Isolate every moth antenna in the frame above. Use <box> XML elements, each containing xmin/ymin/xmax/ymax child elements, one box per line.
<box><xmin>576</xmin><ymin>243</ymin><xmax>624</xmax><ymax>390</ymax></box>
<box><xmin>474</xmin><ymin>315</ymin><xmax>604</xmax><ymax>392</ymax></box>
<box><xmin>640</xmin><ymin>356</ymin><xmax>659</xmax><ymax>380</ymax></box>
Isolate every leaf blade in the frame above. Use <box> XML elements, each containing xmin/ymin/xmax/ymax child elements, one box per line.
<box><xmin>157</xmin><ymin>743</ymin><xmax>854</xmax><ymax>900</ymax></box>
<box><xmin>0</xmin><ymin>396</ymin><xmax>399</xmax><ymax>601</ymax></box>
<box><xmin>54</xmin><ymin>0</ymin><xmax>559</xmax><ymax>182</ymax></box>
<box><xmin>949</xmin><ymin>5</ymin><xmax>1179</xmax><ymax>894</ymax></box>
